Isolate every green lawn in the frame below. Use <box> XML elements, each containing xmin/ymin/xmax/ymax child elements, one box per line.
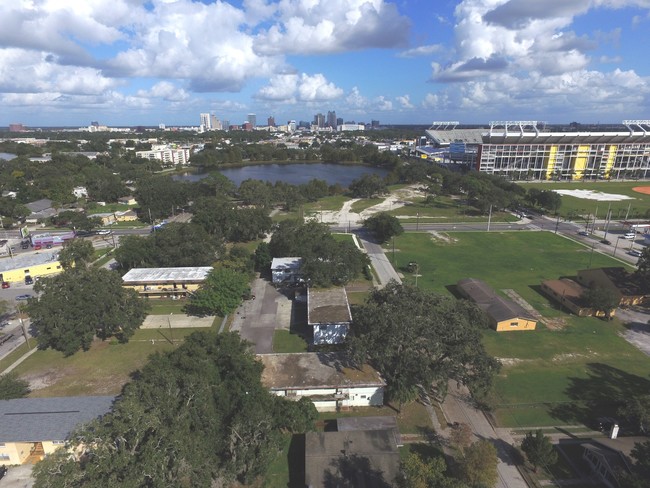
<box><xmin>11</xmin><ymin>328</ymin><xmax>208</xmax><ymax>397</ymax></box>
<box><xmin>273</xmin><ymin>329</ymin><xmax>308</xmax><ymax>353</ymax></box>
<box><xmin>331</xmin><ymin>233</ymin><xmax>356</xmax><ymax>244</ymax></box>
<box><xmin>317</xmin><ymin>402</ymin><xmax>433</xmax><ymax>435</ymax></box>
<box><xmin>392</xmin><ymin>231</ymin><xmax>650</xmax><ymax>428</ymax></box>
<box><xmin>146</xmin><ymin>299</ymin><xmax>188</xmax><ymax>315</ymax></box>
<box><xmin>303</xmin><ymin>195</ymin><xmax>350</xmax><ymax>212</ymax></box>
<box><xmin>518</xmin><ymin>181</ymin><xmax>650</xmax><ymax>220</ymax></box>
<box><xmin>388</xmin><ymin>195</ymin><xmax>519</xmax><ymax>223</ymax></box>
<box><xmin>351</xmin><ymin>198</ymin><xmax>383</xmax><ymax>213</ymax></box>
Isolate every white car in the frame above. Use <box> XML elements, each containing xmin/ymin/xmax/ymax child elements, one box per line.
<box><xmin>95</xmin><ymin>229</ymin><xmax>112</xmax><ymax>236</ymax></box>
<box><xmin>628</xmin><ymin>249</ymin><xmax>643</xmax><ymax>257</ymax></box>
<box><xmin>622</xmin><ymin>232</ymin><xmax>636</xmax><ymax>240</ymax></box>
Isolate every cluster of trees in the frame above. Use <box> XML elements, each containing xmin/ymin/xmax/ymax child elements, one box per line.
<box><xmin>399</xmin><ymin>438</ymin><xmax>498</xmax><ymax>488</ymax></box>
<box><xmin>363</xmin><ymin>212</ymin><xmax>404</xmax><ymax>243</ymax></box>
<box><xmin>27</xmin><ymin>266</ymin><xmax>149</xmax><ymax>356</ymax></box>
<box><xmin>349</xmin><ymin>173</ymin><xmax>388</xmax><ymax>198</ymax></box>
<box><xmin>0</xmin><ymin>372</ymin><xmax>30</xmax><ymax>400</ymax></box>
<box><xmin>347</xmin><ymin>282</ymin><xmax>501</xmax><ymax>411</ymax></box>
<box><xmin>33</xmin><ymin>332</ymin><xmax>318</xmax><ymax>487</ymax></box>
<box><xmin>115</xmin><ymin>223</ymin><xmax>221</xmax><ymax>270</ymax></box>
<box><xmin>269</xmin><ymin>220</ymin><xmax>369</xmax><ymax>286</ymax></box>
<box><xmin>635</xmin><ymin>246</ymin><xmax>650</xmax><ymax>293</ymax></box>
<box><xmin>190</xmin><ymin>139</ymin><xmax>401</xmax><ymax>170</ymax></box>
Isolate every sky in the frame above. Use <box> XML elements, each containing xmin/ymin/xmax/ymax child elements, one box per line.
<box><xmin>2</xmin><ymin>0</ymin><xmax>650</xmax><ymax>127</ymax></box>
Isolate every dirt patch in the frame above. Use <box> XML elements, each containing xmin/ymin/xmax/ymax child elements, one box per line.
<box><xmin>541</xmin><ymin>317</ymin><xmax>568</xmax><ymax>330</ymax></box>
<box><xmin>23</xmin><ymin>369</ymin><xmax>66</xmax><ymax>391</ymax></box>
<box><xmin>428</xmin><ymin>231</ymin><xmax>454</xmax><ymax>243</ymax></box>
<box><xmin>632</xmin><ymin>186</ymin><xmax>650</xmax><ymax>195</ymax></box>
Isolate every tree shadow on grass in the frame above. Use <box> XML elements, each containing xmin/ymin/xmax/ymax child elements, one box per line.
<box><xmin>287</xmin><ymin>434</ymin><xmax>305</xmax><ymax>488</ymax></box>
<box><xmin>550</xmin><ymin>363</ymin><xmax>650</xmax><ymax>427</ymax></box>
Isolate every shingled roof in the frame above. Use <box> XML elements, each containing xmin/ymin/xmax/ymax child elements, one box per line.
<box><xmin>457</xmin><ymin>278</ymin><xmax>536</xmax><ymax>322</ymax></box>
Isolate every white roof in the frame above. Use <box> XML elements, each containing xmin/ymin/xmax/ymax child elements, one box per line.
<box><xmin>122</xmin><ymin>267</ymin><xmax>212</xmax><ymax>283</ymax></box>
<box><xmin>271</xmin><ymin>257</ymin><xmax>302</xmax><ymax>271</ymax></box>
<box><xmin>0</xmin><ymin>252</ymin><xmax>60</xmax><ymax>273</ymax></box>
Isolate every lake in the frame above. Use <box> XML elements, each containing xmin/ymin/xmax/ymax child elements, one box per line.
<box><xmin>174</xmin><ymin>163</ymin><xmax>389</xmax><ymax>187</ymax></box>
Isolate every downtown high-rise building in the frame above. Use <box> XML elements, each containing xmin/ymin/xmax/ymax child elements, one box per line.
<box><xmin>267</xmin><ymin>116</ymin><xmax>275</xmax><ymax>127</ymax></box>
<box><xmin>247</xmin><ymin>113</ymin><xmax>257</xmax><ymax>128</ymax></box>
<box><xmin>327</xmin><ymin>111</ymin><xmax>337</xmax><ymax>128</ymax></box>
<box><xmin>313</xmin><ymin>113</ymin><xmax>325</xmax><ymax>128</ymax></box>
<box><xmin>200</xmin><ymin>113</ymin><xmax>211</xmax><ymax>130</ymax></box>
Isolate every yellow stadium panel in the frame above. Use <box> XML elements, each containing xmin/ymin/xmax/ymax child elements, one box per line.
<box><xmin>545</xmin><ymin>145</ymin><xmax>558</xmax><ymax>180</ymax></box>
<box><xmin>572</xmin><ymin>145</ymin><xmax>590</xmax><ymax>180</ymax></box>
<box><xmin>604</xmin><ymin>145</ymin><xmax>617</xmax><ymax>178</ymax></box>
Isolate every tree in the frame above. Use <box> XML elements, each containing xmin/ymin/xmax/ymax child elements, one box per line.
<box><xmin>635</xmin><ymin>246</ymin><xmax>650</xmax><ymax>293</ymax></box>
<box><xmin>270</xmin><ymin>220</ymin><xmax>368</xmax><ymax>286</ymax></box>
<box><xmin>32</xmin><ymin>331</ymin><xmax>317</xmax><ymax>487</ymax></box>
<box><xmin>349</xmin><ymin>173</ymin><xmax>387</xmax><ymax>198</ymax></box>
<box><xmin>449</xmin><ymin>423</ymin><xmax>473</xmax><ymax>454</ymax></box>
<box><xmin>57</xmin><ymin>238</ymin><xmax>94</xmax><ymax>269</ymax></box>
<box><xmin>458</xmin><ymin>440</ymin><xmax>498</xmax><ymax>487</ymax></box>
<box><xmin>583</xmin><ymin>285</ymin><xmax>620</xmax><ymax>319</ymax></box>
<box><xmin>364</xmin><ymin>212</ymin><xmax>404</xmax><ymax>243</ymax></box>
<box><xmin>135</xmin><ymin>175</ymin><xmax>189</xmax><ymax>221</ymax></box>
<box><xmin>618</xmin><ymin>394</ymin><xmax>650</xmax><ymax>434</ymax></box>
<box><xmin>184</xmin><ymin>268</ymin><xmax>250</xmax><ymax>317</ymax></box>
<box><xmin>347</xmin><ymin>283</ymin><xmax>500</xmax><ymax>411</ymax></box>
<box><xmin>254</xmin><ymin>241</ymin><xmax>272</xmax><ymax>272</ymax></box>
<box><xmin>28</xmin><ymin>268</ymin><xmax>149</xmax><ymax>356</ymax></box>
<box><xmin>0</xmin><ymin>372</ymin><xmax>30</xmax><ymax>399</ymax></box>
<box><xmin>398</xmin><ymin>452</ymin><xmax>466</xmax><ymax>488</ymax></box>
<box><xmin>521</xmin><ymin>429</ymin><xmax>557</xmax><ymax>473</ymax></box>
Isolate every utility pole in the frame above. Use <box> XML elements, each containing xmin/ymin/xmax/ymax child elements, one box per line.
<box><xmin>487</xmin><ymin>205</ymin><xmax>493</xmax><ymax>232</ymax></box>
<box><xmin>416</xmin><ymin>212</ymin><xmax>419</xmax><ymax>231</ymax></box>
<box><xmin>554</xmin><ymin>214</ymin><xmax>560</xmax><ymax>234</ymax></box>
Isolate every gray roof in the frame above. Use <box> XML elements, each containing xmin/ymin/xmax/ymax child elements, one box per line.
<box><xmin>0</xmin><ymin>251</ymin><xmax>60</xmax><ymax>273</ymax></box>
<box><xmin>308</xmin><ymin>287</ymin><xmax>352</xmax><ymax>324</ymax></box>
<box><xmin>122</xmin><ymin>267</ymin><xmax>213</xmax><ymax>284</ymax></box>
<box><xmin>0</xmin><ymin>396</ymin><xmax>114</xmax><ymax>442</ymax></box>
<box><xmin>25</xmin><ymin>199</ymin><xmax>53</xmax><ymax>214</ymax></box>
<box><xmin>271</xmin><ymin>257</ymin><xmax>302</xmax><ymax>271</ymax></box>
<box><xmin>305</xmin><ymin>430</ymin><xmax>400</xmax><ymax>487</ymax></box>
<box><xmin>457</xmin><ymin>278</ymin><xmax>536</xmax><ymax>322</ymax></box>
<box><xmin>259</xmin><ymin>352</ymin><xmax>385</xmax><ymax>390</ymax></box>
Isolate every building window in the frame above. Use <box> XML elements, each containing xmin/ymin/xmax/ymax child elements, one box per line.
<box><xmin>24</xmin><ymin>269</ymin><xmax>30</xmax><ymax>274</ymax></box>
<box><xmin>56</xmin><ymin>266</ymin><xmax>61</xmax><ymax>269</ymax></box>
<box><xmin>52</xmin><ymin>440</ymin><xmax>65</xmax><ymax>445</ymax></box>
<box><xmin>510</xmin><ymin>322</ymin><xmax>519</xmax><ymax>327</ymax></box>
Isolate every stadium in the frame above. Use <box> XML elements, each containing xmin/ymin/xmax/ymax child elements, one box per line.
<box><xmin>423</xmin><ymin>120</ymin><xmax>650</xmax><ymax>181</ymax></box>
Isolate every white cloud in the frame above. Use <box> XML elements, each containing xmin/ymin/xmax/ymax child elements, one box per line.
<box><xmin>256</xmin><ymin>73</ymin><xmax>343</xmax><ymax>102</ymax></box>
<box><xmin>254</xmin><ymin>0</ymin><xmax>410</xmax><ymax>55</ymax></box>
<box><xmin>374</xmin><ymin>96</ymin><xmax>393</xmax><ymax>111</ymax></box>
<box><xmin>397</xmin><ymin>44</ymin><xmax>444</xmax><ymax>58</ymax></box>
<box><xmin>396</xmin><ymin>95</ymin><xmax>414</xmax><ymax>109</ymax></box>
<box><xmin>137</xmin><ymin>81</ymin><xmax>190</xmax><ymax>102</ymax></box>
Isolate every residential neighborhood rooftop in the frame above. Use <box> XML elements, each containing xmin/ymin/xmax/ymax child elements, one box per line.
<box><xmin>0</xmin><ymin>251</ymin><xmax>60</xmax><ymax>273</ymax></box>
<box><xmin>258</xmin><ymin>352</ymin><xmax>384</xmax><ymax>390</ymax></box>
<box><xmin>0</xmin><ymin>396</ymin><xmax>115</xmax><ymax>443</ymax></box>
<box><xmin>541</xmin><ymin>278</ymin><xmax>587</xmax><ymax>301</ymax></box>
<box><xmin>457</xmin><ymin>277</ymin><xmax>537</xmax><ymax>322</ymax></box>
<box><xmin>122</xmin><ymin>267</ymin><xmax>213</xmax><ymax>283</ymax></box>
<box><xmin>304</xmin><ymin>429</ymin><xmax>400</xmax><ymax>487</ymax></box>
<box><xmin>307</xmin><ymin>287</ymin><xmax>352</xmax><ymax>324</ymax></box>
<box><xmin>270</xmin><ymin>257</ymin><xmax>302</xmax><ymax>271</ymax></box>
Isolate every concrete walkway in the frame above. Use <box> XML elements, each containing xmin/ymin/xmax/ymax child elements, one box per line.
<box><xmin>141</xmin><ymin>314</ymin><xmax>214</xmax><ymax>329</ymax></box>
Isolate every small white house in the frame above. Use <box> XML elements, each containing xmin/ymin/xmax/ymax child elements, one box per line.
<box><xmin>72</xmin><ymin>186</ymin><xmax>88</xmax><ymax>198</ymax></box>
<box><xmin>308</xmin><ymin>287</ymin><xmax>352</xmax><ymax>345</ymax></box>
<box><xmin>258</xmin><ymin>352</ymin><xmax>385</xmax><ymax>412</ymax></box>
<box><xmin>271</xmin><ymin>257</ymin><xmax>303</xmax><ymax>285</ymax></box>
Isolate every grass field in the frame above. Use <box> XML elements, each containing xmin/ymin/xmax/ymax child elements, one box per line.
<box><xmin>272</xmin><ymin>329</ymin><xmax>308</xmax><ymax>353</ymax></box>
<box><xmin>350</xmin><ymin>198</ymin><xmax>383</xmax><ymax>213</ymax></box>
<box><xmin>518</xmin><ymin>181</ymin><xmax>650</xmax><ymax>220</ymax></box>
<box><xmin>388</xmin><ymin>195</ymin><xmax>519</xmax><ymax>223</ymax></box>
<box><xmin>11</xmin><ymin>328</ymin><xmax>209</xmax><ymax>397</ymax></box>
<box><xmin>391</xmin><ymin>231</ymin><xmax>650</xmax><ymax>428</ymax></box>
<box><xmin>303</xmin><ymin>195</ymin><xmax>350</xmax><ymax>212</ymax></box>
<box><xmin>146</xmin><ymin>299</ymin><xmax>189</xmax><ymax>315</ymax></box>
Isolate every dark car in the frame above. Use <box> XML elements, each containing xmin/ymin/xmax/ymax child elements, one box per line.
<box><xmin>1</xmin><ymin>282</ymin><xmax>9</xmax><ymax>289</ymax></box>
<box><xmin>578</xmin><ymin>231</ymin><xmax>589</xmax><ymax>236</ymax></box>
<box><xmin>15</xmin><ymin>294</ymin><xmax>32</xmax><ymax>300</ymax></box>
<box><xmin>20</xmin><ymin>240</ymin><xmax>30</xmax><ymax>249</ymax></box>
<box><xmin>600</xmin><ymin>239</ymin><xmax>611</xmax><ymax>245</ymax></box>
<box><xmin>24</xmin><ymin>276</ymin><xmax>33</xmax><ymax>285</ymax></box>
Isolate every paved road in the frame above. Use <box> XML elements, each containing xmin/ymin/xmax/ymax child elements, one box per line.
<box><xmin>356</xmin><ymin>232</ymin><xmax>402</xmax><ymax>288</ymax></box>
<box><xmin>440</xmin><ymin>383</ymin><xmax>529</xmax><ymax>488</ymax></box>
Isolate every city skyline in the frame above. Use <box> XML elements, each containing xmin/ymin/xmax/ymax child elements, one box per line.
<box><xmin>1</xmin><ymin>1</ymin><xmax>650</xmax><ymax>127</ymax></box>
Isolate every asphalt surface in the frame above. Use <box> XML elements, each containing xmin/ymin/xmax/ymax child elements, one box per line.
<box><xmin>230</xmin><ymin>277</ymin><xmax>292</xmax><ymax>354</ymax></box>
<box><xmin>356</xmin><ymin>232</ymin><xmax>402</xmax><ymax>288</ymax></box>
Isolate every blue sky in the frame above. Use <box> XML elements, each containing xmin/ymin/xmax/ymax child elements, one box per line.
<box><xmin>1</xmin><ymin>0</ymin><xmax>650</xmax><ymax>127</ymax></box>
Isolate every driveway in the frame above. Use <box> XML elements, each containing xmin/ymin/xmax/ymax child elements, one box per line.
<box><xmin>356</xmin><ymin>232</ymin><xmax>402</xmax><ymax>288</ymax></box>
<box><xmin>439</xmin><ymin>382</ymin><xmax>528</xmax><ymax>488</ymax></box>
<box><xmin>230</xmin><ymin>277</ymin><xmax>292</xmax><ymax>354</ymax></box>
<box><xmin>0</xmin><ymin>464</ymin><xmax>34</xmax><ymax>488</ymax></box>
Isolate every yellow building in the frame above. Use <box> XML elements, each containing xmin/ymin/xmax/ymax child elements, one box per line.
<box><xmin>114</xmin><ymin>209</ymin><xmax>138</xmax><ymax>222</ymax></box>
<box><xmin>457</xmin><ymin>278</ymin><xmax>537</xmax><ymax>331</ymax></box>
<box><xmin>122</xmin><ymin>267</ymin><xmax>212</xmax><ymax>298</ymax></box>
<box><xmin>0</xmin><ymin>252</ymin><xmax>63</xmax><ymax>284</ymax></box>
<box><xmin>0</xmin><ymin>396</ymin><xmax>114</xmax><ymax>466</ymax></box>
